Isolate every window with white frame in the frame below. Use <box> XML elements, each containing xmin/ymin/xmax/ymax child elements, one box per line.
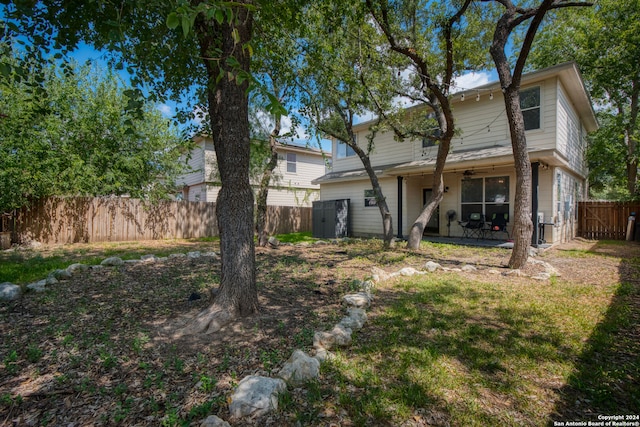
<box><xmin>520</xmin><ymin>86</ymin><xmax>541</xmax><ymax>131</ymax></box>
<box><xmin>286</xmin><ymin>152</ymin><xmax>296</xmax><ymax>173</ymax></box>
<box><xmin>422</xmin><ymin>112</ymin><xmax>441</xmax><ymax>148</ymax></box>
<box><xmin>336</xmin><ymin>138</ymin><xmax>357</xmax><ymax>158</ymax></box>
<box><xmin>461</xmin><ymin>176</ymin><xmax>509</xmax><ymax>221</ymax></box>
<box><xmin>364</xmin><ymin>189</ymin><xmax>377</xmax><ymax>207</ymax></box>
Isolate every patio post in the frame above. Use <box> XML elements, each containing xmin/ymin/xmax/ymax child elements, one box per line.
<box><xmin>397</xmin><ymin>176</ymin><xmax>403</xmax><ymax>239</ymax></box>
<box><xmin>531</xmin><ymin>162</ymin><xmax>540</xmax><ymax>247</ymax></box>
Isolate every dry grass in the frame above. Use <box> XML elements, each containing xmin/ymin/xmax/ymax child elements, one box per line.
<box><xmin>1</xmin><ymin>237</ymin><xmax>638</xmax><ymax>426</ymax></box>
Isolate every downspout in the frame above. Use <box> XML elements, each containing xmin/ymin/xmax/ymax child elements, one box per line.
<box><xmin>397</xmin><ymin>176</ymin><xmax>403</xmax><ymax>239</ymax></box>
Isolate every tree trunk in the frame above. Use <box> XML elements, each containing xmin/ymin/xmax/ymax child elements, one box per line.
<box><xmin>360</xmin><ymin>151</ymin><xmax>394</xmax><ymax>248</ymax></box>
<box><xmin>182</xmin><ymin>2</ymin><xmax>258</xmax><ymax>334</ymax></box>
<box><xmin>626</xmin><ymin>82</ymin><xmax>639</xmax><ymax>196</ymax></box>
<box><xmin>406</xmin><ymin>136</ymin><xmax>451</xmax><ymax>250</ymax></box>
<box><xmin>626</xmin><ymin>130</ymin><xmax>638</xmax><ymax>196</ymax></box>
<box><xmin>503</xmin><ymin>87</ymin><xmax>533</xmax><ymax>269</ymax></box>
<box><xmin>256</xmin><ymin>121</ymin><xmax>281</xmax><ymax>247</ymax></box>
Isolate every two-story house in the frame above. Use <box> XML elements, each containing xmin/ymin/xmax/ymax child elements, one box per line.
<box><xmin>177</xmin><ymin>136</ymin><xmax>330</xmax><ymax>207</ymax></box>
<box><xmin>313</xmin><ymin>62</ymin><xmax>598</xmax><ymax>245</ymax></box>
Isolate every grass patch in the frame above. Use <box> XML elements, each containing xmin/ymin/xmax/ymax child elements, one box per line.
<box><xmin>0</xmin><ymin>239</ymin><xmax>217</xmax><ymax>284</ymax></box>
<box><xmin>274</xmin><ymin>231</ymin><xmax>316</xmax><ymax>244</ymax></box>
<box><xmin>311</xmin><ymin>268</ymin><xmax>634</xmax><ymax>426</ymax></box>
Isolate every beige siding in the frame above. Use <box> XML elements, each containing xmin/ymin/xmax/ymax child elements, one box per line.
<box><xmin>266</xmin><ymin>187</ymin><xmax>320</xmax><ymax>207</ymax></box>
<box><xmin>557</xmin><ymin>81</ymin><xmax>587</xmax><ymax>175</ymax></box>
<box><xmin>447</xmin><ymin>92</ymin><xmax>512</xmax><ymax>153</ymax></box>
<box><xmin>178</xmin><ymin>141</ymin><xmax>205</xmax><ymax>187</ymax></box>
<box><xmin>524</xmin><ymin>80</ymin><xmax>558</xmax><ymax>151</ymax></box>
<box><xmin>276</xmin><ymin>149</ymin><xmax>327</xmax><ymax>189</ymax></box>
<box><xmin>320</xmin><ymin>178</ymin><xmax>398</xmax><ymax>237</ymax></box>
<box><xmin>176</xmin><ymin>139</ymin><xmax>326</xmax><ymax>207</ymax></box>
<box><xmin>331</xmin><ymin>131</ymin><xmax>414</xmax><ymax>173</ymax></box>
<box><xmin>332</xmin><ymin>80</ymin><xmax>561</xmax><ymax>173</ymax></box>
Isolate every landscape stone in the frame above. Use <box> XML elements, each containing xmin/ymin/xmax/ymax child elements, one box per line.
<box><xmin>360</xmin><ymin>280</ymin><xmax>375</xmax><ymax>293</ymax></box>
<box><xmin>140</xmin><ymin>254</ymin><xmax>158</xmax><ymax>263</ymax></box>
<box><xmin>168</xmin><ymin>253</ymin><xmax>187</xmax><ymax>259</ymax></box>
<box><xmin>313</xmin><ymin>331</ymin><xmax>334</xmax><ymax>349</ymax></box>
<box><xmin>202</xmin><ymin>251</ymin><xmax>218</xmax><ymax>258</ymax></box>
<box><xmin>277</xmin><ymin>349</ymin><xmax>320</xmax><ymax>386</ymax></box>
<box><xmin>200</xmin><ymin>415</ymin><xmax>230</xmax><ymax>427</ymax></box>
<box><xmin>543</xmin><ymin>262</ymin><xmax>560</xmax><ymax>277</ymax></box>
<box><xmin>461</xmin><ymin>265</ymin><xmax>477</xmax><ymax>272</ymax></box>
<box><xmin>187</xmin><ymin>251</ymin><xmax>201</xmax><ymax>259</ymax></box>
<box><xmin>45</xmin><ymin>276</ymin><xmax>58</xmax><ymax>286</ymax></box>
<box><xmin>228</xmin><ymin>375</ymin><xmax>287</xmax><ymax>419</ymax></box>
<box><xmin>342</xmin><ymin>292</ymin><xmax>372</xmax><ymax>308</ymax></box>
<box><xmin>424</xmin><ymin>261</ymin><xmax>442</xmax><ymax>272</ymax></box>
<box><xmin>338</xmin><ymin>307</ymin><xmax>367</xmax><ymax>330</ymax></box>
<box><xmin>0</xmin><ymin>282</ymin><xmax>21</xmax><ymax>301</ymax></box>
<box><xmin>398</xmin><ymin>267</ymin><xmax>421</xmax><ymax>276</ymax></box>
<box><xmin>371</xmin><ymin>266</ymin><xmax>391</xmax><ymax>282</ymax></box>
<box><xmin>27</xmin><ymin>280</ymin><xmax>47</xmax><ymax>292</ymax></box>
<box><xmin>51</xmin><ymin>269</ymin><xmax>72</xmax><ymax>280</ymax></box>
<box><xmin>532</xmin><ymin>272</ymin><xmax>551</xmax><ymax>281</ymax></box>
<box><xmin>503</xmin><ymin>269</ymin><xmax>525</xmax><ymax>277</ymax></box>
<box><xmin>101</xmin><ymin>256</ymin><xmax>124</xmax><ymax>266</ymax></box>
<box><xmin>329</xmin><ymin>324</ymin><xmax>352</xmax><ymax>347</ymax></box>
<box><xmin>268</xmin><ymin>236</ymin><xmax>280</xmax><ymax>247</ymax></box>
<box><xmin>125</xmin><ymin>259</ymin><xmax>141</xmax><ymax>264</ymax></box>
<box><xmin>313</xmin><ymin>348</ymin><xmax>334</xmax><ymax>363</ymax></box>
<box><xmin>66</xmin><ymin>263</ymin><xmax>89</xmax><ymax>274</ymax></box>
<box><xmin>488</xmin><ymin>269</ymin><xmax>501</xmax><ymax>275</ymax></box>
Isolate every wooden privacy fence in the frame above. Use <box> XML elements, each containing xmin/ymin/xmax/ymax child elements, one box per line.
<box><xmin>8</xmin><ymin>197</ymin><xmax>312</xmax><ymax>245</ymax></box>
<box><xmin>578</xmin><ymin>201</ymin><xmax>640</xmax><ymax>240</ymax></box>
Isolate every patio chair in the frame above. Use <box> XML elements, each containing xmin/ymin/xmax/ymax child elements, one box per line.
<box><xmin>460</xmin><ymin>213</ymin><xmax>484</xmax><ymax>239</ymax></box>
<box><xmin>487</xmin><ymin>212</ymin><xmax>509</xmax><ymax>240</ymax></box>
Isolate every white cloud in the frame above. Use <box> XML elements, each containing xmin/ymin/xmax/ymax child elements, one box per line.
<box><xmin>158</xmin><ymin>103</ymin><xmax>173</xmax><ymax>117</ymax></box>
<box><xmin>451</xmin><ymin>71</ymin><xmax>494</xmax><ymax>92</ymax></box>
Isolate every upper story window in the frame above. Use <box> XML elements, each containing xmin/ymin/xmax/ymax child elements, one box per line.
<box><xmin>286</xmin><ymin>152</ymin><xmax>296</xmax><ymax>173</ymax></box>
<box><xmin>422</xmin><ymin>112</ymin><xmax>441</xmax><ymax>148</ymax></box>
<box><xmin>520</xmin><ymin>86</ymin><xmax>541</xmax><ymax>131</ymax></box>
<box><xmin>336</xmin><ymin>138</ymin><xmax>357</xmax><ymax>159</ymax></box>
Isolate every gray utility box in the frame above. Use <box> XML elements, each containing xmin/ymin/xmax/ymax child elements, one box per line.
<box><xmin>312</xmin><ymin>199</ymin><xmax>351</xmax><ymax>239</ymax></box>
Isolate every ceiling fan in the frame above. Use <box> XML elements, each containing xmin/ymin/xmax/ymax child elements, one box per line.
<box><xmin>461</xmin><ymin>169</ymin><xmax>486</xmax><ymax>179</ymax></box>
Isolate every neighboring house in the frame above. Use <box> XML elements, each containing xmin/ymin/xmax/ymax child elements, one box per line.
<box><xmin>313</xmin><ymin>62</ymin><xmax>598</xmax><ymax>245</ymax></box>
<box><xmin>177</xmin><ymin>136</ymin><xmax>330</xmax><ymax>207</ymax></box>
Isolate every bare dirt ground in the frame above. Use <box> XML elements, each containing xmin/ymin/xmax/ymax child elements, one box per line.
<box><xmin>0</xmin><ymin>238</ymin><xmax>638</xmax><ymax>426</ymax></box>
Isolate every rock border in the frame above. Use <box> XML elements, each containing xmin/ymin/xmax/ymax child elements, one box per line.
<box><xmin>0</xmin><ymin>251</ymin><xmax>219</xmax><ymax>301</ymax></box>
<box><xmin>0</xmin><ymin>237</ymin><xmax>560</xmax><ymax>426</ymax></box>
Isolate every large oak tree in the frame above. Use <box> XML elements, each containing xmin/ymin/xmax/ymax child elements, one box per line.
<box><xmin>483</xmin><ymin>0</ymin><xmax>591</xmax><ymax>268</ymax></box>
<box><xmin>3</xmin><ymin>0</ymin><xmax>300</xmax><ymax>333</ymax></box>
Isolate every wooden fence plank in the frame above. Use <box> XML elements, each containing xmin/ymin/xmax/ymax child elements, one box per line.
<box><xmin>578</xmin><ymin>201</ymin><xmax>640</xmax><ymax>240</ymax></box>
<box><xmin>9</xmin><ymin>197</ymin><xmax>310</xmax><ymax>245</ymax></box>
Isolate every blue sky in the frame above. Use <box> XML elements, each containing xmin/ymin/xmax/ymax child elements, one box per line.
<box><xmin>43</xmin><ymin>43</ymin><xmax>498</xmax><ymax>153</ymax></box>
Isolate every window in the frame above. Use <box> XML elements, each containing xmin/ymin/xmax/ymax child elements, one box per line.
<box><xmin>337</xmin><ymin>139</ymin><xmax>356</xmax><ymax>159</ymax></box>
<box><xmin>286</xmin><ymin>152</ymin><xmax>296</xmax><ymax>173</ymax></box>
<box><xmin>461</xmin><ymin>176</ymin><xmax>509</xmax><ymax>221</ymax></box>
<box><xmin>422</xmin><ymin>112</ymin><xmax>441</xmax><ymax>148</ymax></box>
<box><xmin>520</xmin><ymin>86</ymin><xmax>540</xmax><ymax>130</ymax></box>
<box><xmin>364</xmin><ymin>189</ymin><xmax>377</xmax><ymax>207</ymax></box>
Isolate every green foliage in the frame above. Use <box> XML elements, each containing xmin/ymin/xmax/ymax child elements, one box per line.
<box><xmin>531</xmin><ymin>0</ymin><xmax>640</xmax><ymax>198</ymax></box>
<box><xmin>0</xmin><ymin>50</ymin><xmax>192</xmax><ymax>214</ymax></box>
